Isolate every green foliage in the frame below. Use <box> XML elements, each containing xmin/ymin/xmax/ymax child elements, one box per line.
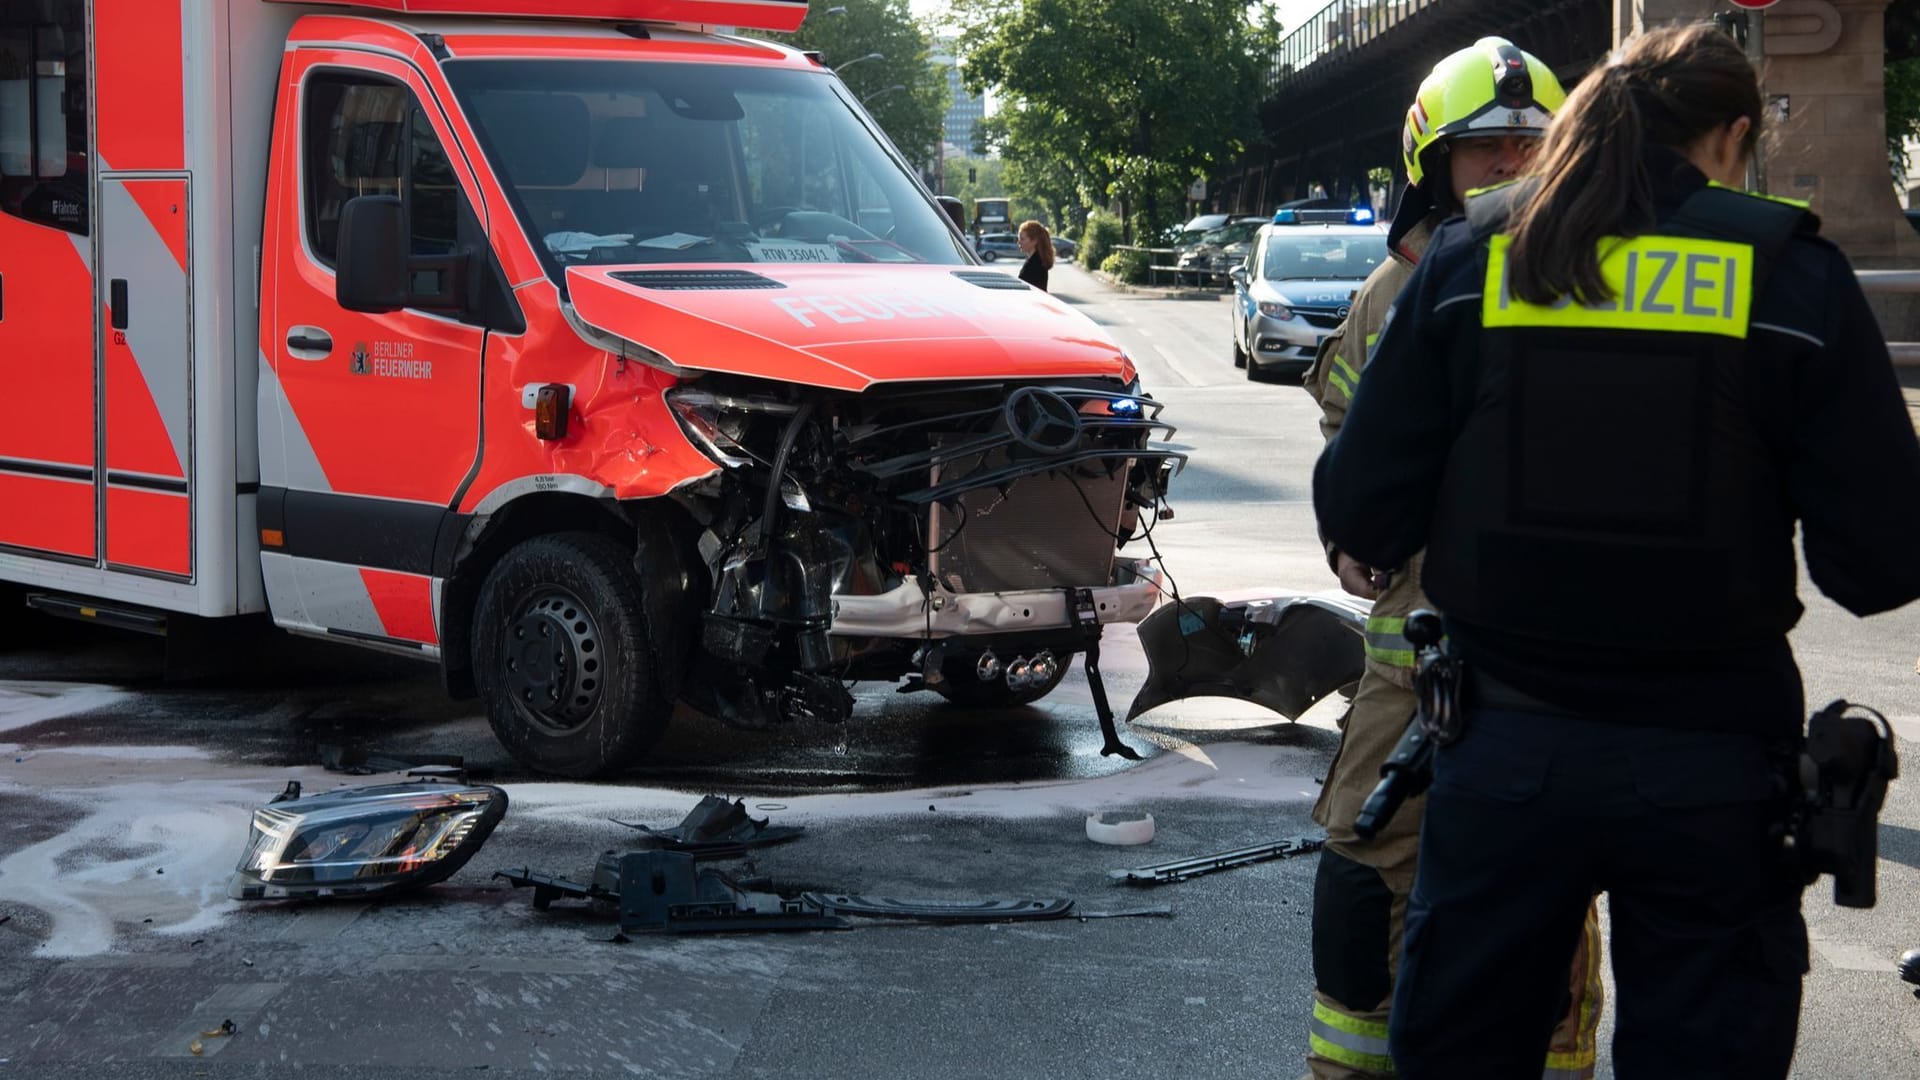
<box><xmin>764</xmin><ymin>0</ymin><xmax>947</xmax><ymax>164</ymax></box>
<box><xmin>1888</xmin><ymin>2</ymin><xmax>1920</xmax><ymax>182</ymax></box>
<box><xmin>1891</xmin><ymin>58</ymin><xmax>1920</xmax><ymax>184</ymax></box>
<box><xmin>1100</xmin><ymin>247</ymin><xmax>1150</xmax><ymax>284</ymax></box>
<box><xmin>1080</xmin><ymin>209</ymin><xmax>1124</xmax><ymax>268</ymax></box>
<box><xmin>952</xmin><ymin>0</ymin><xmax>1282</xmax><ymax>240</ymax></box>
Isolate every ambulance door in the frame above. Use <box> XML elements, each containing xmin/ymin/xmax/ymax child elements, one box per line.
<box><xmin>95</xmin><ymin>0</ymin><xmax>194</xmax><ymax>578</ymax></box>
<box><xmin>97</xmin><ymin>176</ymin><xmax>192</xmax><ymax>577</ymax></box>
<box><xmin>263</xmin><ymin>53</ymin><xmax>491</xmax><ymax>647</ymax></box>
<box><xmin>0</xmin><ymin>2</ymin><xmax>96</xmax><ymax>562</ymax></box>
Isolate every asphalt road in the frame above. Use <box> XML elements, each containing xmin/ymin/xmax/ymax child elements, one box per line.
<box><xmin>1</xmin><ymin>260</ymin><xmax>1918</xmax><ymax>1078</ymax></box>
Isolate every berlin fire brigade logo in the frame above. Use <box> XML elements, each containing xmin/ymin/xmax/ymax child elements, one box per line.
<box><xmin>351</xmin><ymin>343</ymin><xmax>370</xmax><ymax>375</ymax></box>
<box><xmin>1508</xmin><ymin>109</ymin><xmax>1529</xmax><ymax>127</ymax></box>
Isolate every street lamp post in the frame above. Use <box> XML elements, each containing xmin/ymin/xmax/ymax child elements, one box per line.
<box><xmin>834</xmin><ymin>52</ymin><xmax>884</xmax><ymax>74</ymax></box>
<box><xmin>862</xmin><ymin>83</ymin><xmax>908</xmax><ymax>105</ymax></box>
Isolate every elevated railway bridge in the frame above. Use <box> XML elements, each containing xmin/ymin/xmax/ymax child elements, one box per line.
<box><xmin>1210</xmin><ymin>0</ymin><xmax>1614</xmax><ymax>216</ymax></box>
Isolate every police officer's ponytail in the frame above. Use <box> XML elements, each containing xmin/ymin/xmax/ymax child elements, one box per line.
<box><xmin>1506</xmin><ymin>24</ymin><xmax>1763</xmax><ymax>305</ymax></box>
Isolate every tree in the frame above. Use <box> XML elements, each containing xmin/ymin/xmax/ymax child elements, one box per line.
<box><xmin>766</xmin><ymin>0</ymin><xmax>948</xmax><ymax>165</ymax></box>
<box><xmin>1888</xmin><ymin>0</ymin><xmax>1920</xmax><ymax>182</ymax></box>
<box><xmin>952</xmin><ymin>0</ymin><xmax>1279</xmax><ymax>240</ymax></box>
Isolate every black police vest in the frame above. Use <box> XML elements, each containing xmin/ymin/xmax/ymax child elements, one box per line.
<box><xmin>1422</xmin><ymin>184</ymin><xmax>1814</xmax><ymax>651</ymax></box>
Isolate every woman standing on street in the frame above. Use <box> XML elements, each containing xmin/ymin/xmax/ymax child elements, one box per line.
<box><xmin>1017</xmin><ymin>219</ymin><xmax>1054</xmax><ymax>291</ymax></box>
<box><xmin>1314</xmin><ymin>23</ymin><xmax>1920</xmax><ymax>1077</ymax></box>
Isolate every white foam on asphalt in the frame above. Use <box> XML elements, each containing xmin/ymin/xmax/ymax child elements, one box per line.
<box><xmin>507</xmin><ymin>738</ymin><xmax>1321</xmax><ymax>824</ymax></box>
<box><xmin>0</xmin><ymin>681</ymin><xmax>131</xmax><ymax>734</ymax></box>
<box><xmin>0</xmin><ymin>750</ymin><xmax>342</xmax><ymax>958</ymax></box>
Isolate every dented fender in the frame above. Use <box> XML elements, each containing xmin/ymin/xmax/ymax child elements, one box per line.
<box><xmin>1126</xmin><ymin>593</ymin><xmax>1369</xmax><ymax>723</ymax></box>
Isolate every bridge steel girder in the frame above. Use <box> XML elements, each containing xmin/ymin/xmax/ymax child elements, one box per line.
<box><xmin>1216</xmin><ymin>0</ymin><xmax>1612</xmax><ymax>216</ymax></box>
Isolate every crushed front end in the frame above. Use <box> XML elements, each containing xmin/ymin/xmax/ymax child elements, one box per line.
<box><xmin>664</xmin><ymin>373</ymin><xmax>1184</xmax><ymax>730</ymax></box>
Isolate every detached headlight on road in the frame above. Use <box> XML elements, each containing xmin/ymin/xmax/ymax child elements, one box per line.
<box><xmin>1257</xmin><ymin>300</ymin><xmax>1294</xmax><ymax>320</ymax></box>
<box><xmin>228</xmin><ymin>781</ymin><xmax>508</xmax><ymax>900</ymax></box>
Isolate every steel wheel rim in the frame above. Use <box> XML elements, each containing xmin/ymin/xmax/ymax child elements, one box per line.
<box><xmin>500</xmin><ymin>586</ymin><xmax>606</xmax><ymax>736</ymax></box>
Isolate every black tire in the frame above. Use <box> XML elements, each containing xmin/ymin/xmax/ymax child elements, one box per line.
<box><xmin>980</xmin><ymin>249</ymin><xmax>999</xmax><ymax>262</ymax></box>
<box><xmin>472</xmin><ymin>532</ymin><xmax>668</xmax><ymax>777</ymax></box>
<box><xmin>1232</xmin><ymin>331</ymin><xmax>1248</xmax><ymax>369</ymax></box>
<box><xmin>934</xmin><ymin>651</ymin><xmax>1074</xmax><ymax>708</ymax></box>
<box><xmin>1245</xmin><ymin>354</ymin><xmax>1264</xmax><ymax>381</ymax></box>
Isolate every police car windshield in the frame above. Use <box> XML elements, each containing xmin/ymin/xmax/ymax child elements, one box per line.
<box><xmin>442</xmin><ymin>60</ymin><xmax>969</xmax><ymax>280</ymax></box>
<box><xmin>1261</xmin><ymin>232</ymin><xmax>1389</xmax><ymax>281</ymax></box>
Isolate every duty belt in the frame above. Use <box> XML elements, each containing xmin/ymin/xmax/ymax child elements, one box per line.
<box><xmin>1466</xmin><ymin>668</ymin><xmax>1577</xmax><ymax>717</ymax></box>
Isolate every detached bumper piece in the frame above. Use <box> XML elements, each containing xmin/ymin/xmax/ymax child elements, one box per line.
<box><xmin>1128</xmin><ymin>594</ymin><xmax>1368</xmax><ymax>723</ymax></box>
<box><xmin>228</xmin><ymin>780</ymin><xmax>508</xmax><ymax>900</ymax></box>
<box><xmin>1110</xmin><ymin>837</ymin><xmax>1325</xmax><ymax>886</ymax></box>
<box><xmin>496</xmin><ymin>850</ymin><xmax>1074</xmax><ymax>935</ymax></box>
<box><xmin>611</xmin><ymin>795</ymin><xmax>805</xmax><ymax>858</ymax></box>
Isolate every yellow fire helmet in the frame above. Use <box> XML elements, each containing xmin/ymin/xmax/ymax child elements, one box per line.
<box><xmin>1402</xmin><ymin>37</ymin><xmax>1567</xmax><ymax>189</ymax></box>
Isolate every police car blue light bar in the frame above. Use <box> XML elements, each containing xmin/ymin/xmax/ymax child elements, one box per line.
<box><xmin>1273</xmin><ymin>207</ymin><xmax>1372</xmax><ymax>226</ymax></box>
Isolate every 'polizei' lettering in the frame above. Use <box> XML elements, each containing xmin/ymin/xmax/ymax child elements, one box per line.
<box><xmin>1484</xmin><ymin>234</ymin><xmax>1753</xmax><ymax>339</ymax></box>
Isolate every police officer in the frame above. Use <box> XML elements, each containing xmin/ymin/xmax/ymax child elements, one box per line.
<box><xmin>1301</xmin><ymin>38</ymin><xmax>1602</xmax><ymax>1080</ymax></box>
<box><xmin>1313</xmin><ymin>23</ymin><xmax>1920</xmax><ymax>1077</ymax></box>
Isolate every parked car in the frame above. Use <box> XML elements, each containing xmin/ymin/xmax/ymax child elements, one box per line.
<box><xmin>975</xmin><ymin>231</ymin><xmax>1023</xmax><ymax>261</ymax></box>
<box><xmin>1177</xmin><ymin>217</ymin><xmax>1268</xmax><ymax>284</ymax></box>
<box><xmin>1052</xmin><ymin>235</ymin><xmax>1078</xmax><ymax>261</ymax></box>
<box><xmin>1229</xmin><ymin>222</ymin><xmax>1389</xmax><ymax>380</ymax></box>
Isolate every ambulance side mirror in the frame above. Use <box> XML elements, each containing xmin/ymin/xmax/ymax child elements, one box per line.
<box><xmin>936</xmin><ymin>195</ymin><xmax>966</xmax><ymax>232</ymax></box>
<box><xmin>335</xmin><ymin>195</ymin><xmax>473</xmax><ymax>316</ymax></box>
<box><xmin>336</xmin><ymin>196</ymin><xmax>408</xmax><ymax>313</ymax></box>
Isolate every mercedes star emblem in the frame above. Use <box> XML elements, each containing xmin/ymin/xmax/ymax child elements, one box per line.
<box><xmin>1003</xmin><ymin>387</ymin><xmax>1085</xmax><ymax>454</ymax></box>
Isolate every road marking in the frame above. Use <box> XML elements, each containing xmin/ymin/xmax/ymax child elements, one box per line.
<box><xmin>274</xmin><ymin>905</ymin><xmax>366</xmax><ymax>942</ymax></box>
<box><xmin>1810</xmin><ymin>937</ymin><xmax>1896</xmax><ymax>973</ymax></box>
<box><xmin>151</xmin><ymin>981</ymin><xmax>285</xmax><ymax>1058</ymax></box>
<box><xmin>370</xmin><ymin>955</ymin><xmax>618</xmax><ymax>975</ymax></box>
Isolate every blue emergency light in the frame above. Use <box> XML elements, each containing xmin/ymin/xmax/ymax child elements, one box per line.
<box><xmin>1272</xmin><ymin>206</ymin><xmax>1376</xmax><ymax>225</ymax></box>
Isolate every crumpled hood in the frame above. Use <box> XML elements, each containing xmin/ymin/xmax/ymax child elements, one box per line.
<box><xmin>566</xmin><ymin>263</ymin><xmax>1134</xmax><ymax>392</ymax></box>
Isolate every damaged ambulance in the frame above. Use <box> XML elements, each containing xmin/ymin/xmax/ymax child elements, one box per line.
<box><xmin>0</xmin><ymin>0</ymin><xmax>1182</xmax><ymax>775</ymax></box>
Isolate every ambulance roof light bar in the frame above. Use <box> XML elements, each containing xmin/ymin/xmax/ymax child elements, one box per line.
<box><xmin>268</xmin><ymin>0</ymin><xmax>811</xmax><ymax>34</ymax></box>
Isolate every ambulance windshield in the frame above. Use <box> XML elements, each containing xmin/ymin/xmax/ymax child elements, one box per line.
<box><xmin>444</xmin><ymin>60</ymin><xmax>970</xmax><ymax>280</ymax></box>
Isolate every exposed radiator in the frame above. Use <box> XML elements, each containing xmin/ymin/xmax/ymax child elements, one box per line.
<box><xmin>927</xmin><ymin>451</ymin><xmax>1127</xmax><ymax>593</ymax></box>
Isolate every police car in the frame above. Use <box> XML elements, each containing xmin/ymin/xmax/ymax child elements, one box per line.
<box><xmin>1229</xmin><ymin>208</ymin><xmax>1389</xmax><ymax>379</ymax></box>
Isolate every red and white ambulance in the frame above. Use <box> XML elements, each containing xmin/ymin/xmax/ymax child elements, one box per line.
<box><xmin>0</xmin><ymin>0</ymin><xmax>1181</xmax><ymax>775</ymax></box>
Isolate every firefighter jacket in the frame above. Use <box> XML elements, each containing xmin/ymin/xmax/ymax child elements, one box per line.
<box><xmin>1313</xmin><ymin>149</ymin><xmax>1920</xmax><ymax>735</ymax></box>
<box><xmin>1305</xmin><ymin>215</ymin><xmax>1437</xmax><ymax>689</ymax></box>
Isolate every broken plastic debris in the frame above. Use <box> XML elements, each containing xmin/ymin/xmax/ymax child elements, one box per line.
<box><xmin>611</xmin><ymin>795</ymin><xmax>803</xmax><ymax>856</ymax></box>
<box><xmin>188</xmin><ymin>1040</ymin><xmax>203</xmax><ymax>1056</ymax></box>
<box><xmin>200</xmin><ymin>1019</ymin><xmax>237</xmax><ymax>1038</ymax></box>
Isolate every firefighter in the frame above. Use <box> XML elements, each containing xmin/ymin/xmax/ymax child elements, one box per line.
<box><xmin>1314</xmin><ymin>23</ymin><xmax>1920</xmax><ymax>1077</ymax></box>
<box><xmin>1300</xmin><ymin>38</ymin><xmax>1602</xmax><ymax>1080</ymax></box>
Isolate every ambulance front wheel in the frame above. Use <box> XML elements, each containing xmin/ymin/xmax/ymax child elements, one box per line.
<box><xmin>471</xmin><ymin>532</ymin><xmax>669</xmax><ymax>777</ymax></box>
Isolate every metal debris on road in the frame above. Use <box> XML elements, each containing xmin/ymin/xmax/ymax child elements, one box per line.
<box><xmin>497</xmin><ymin>850</ymin><xmax>1078</xmax><ymax>935</ymax></box>
<box><xmin>1110</xmin><ymin>836</ymin><xmax>1324</xmax><ymax>885</ymax></box>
